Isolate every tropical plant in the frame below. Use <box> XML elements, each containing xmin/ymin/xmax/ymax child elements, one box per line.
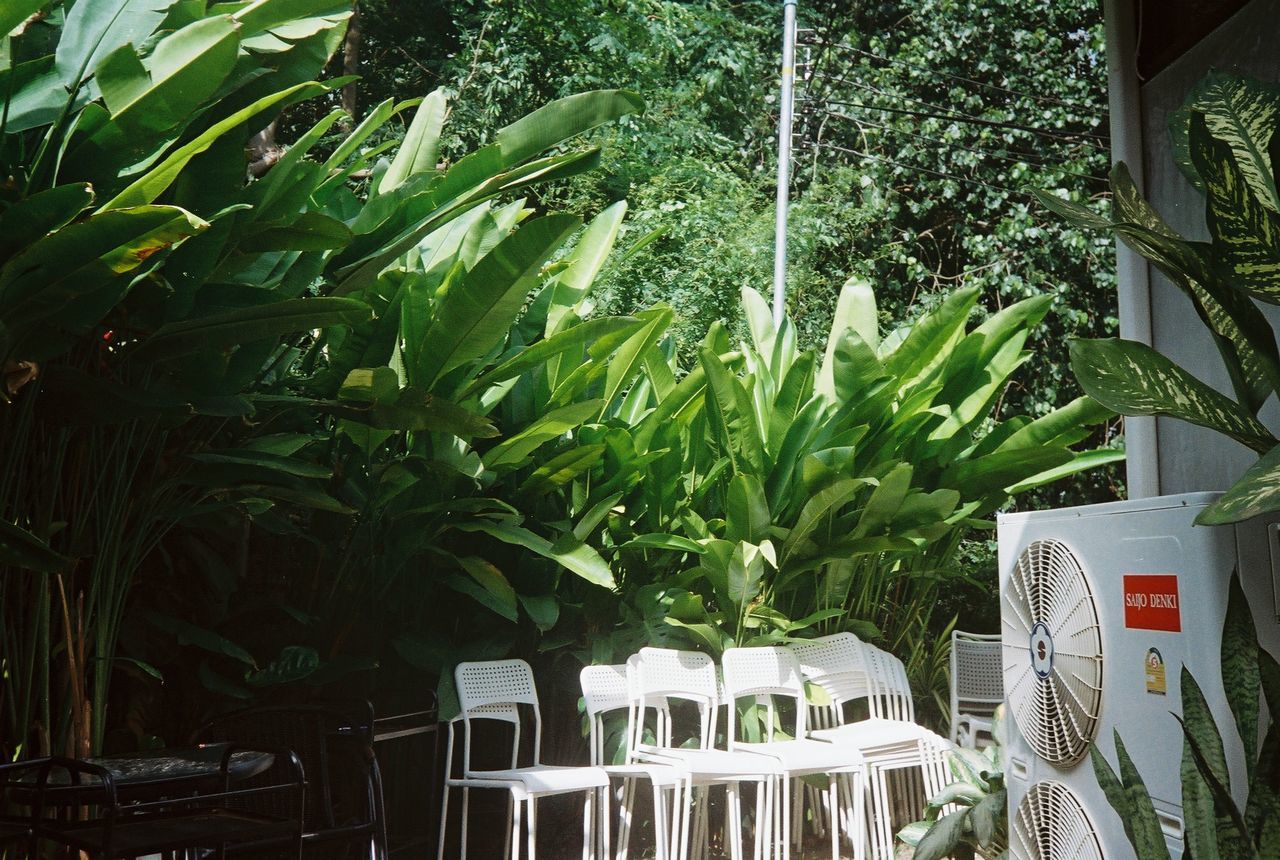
<box><xmin>0</xmin><ymin>0</ymin><xmax>644</xmax><ymax>755</ymax></box>
<box><xmin>1090</xmin><ymin>575</ymin><xmax>1280</xmax><ymax>859</ymax></box>
<box><xmin>1042</xmin><ymin>71</ymin><xmax>1280</xmax><ymax>526</ymax></box>
<box><xmin>566</xmin><ymin>277</ymin><xmax>1119</xmax><ymax>714</ymax></box>
<box><xmin>898</xmin><ymin>707</ymin><xmax>1009</xmax><ymax>860</ymax></box>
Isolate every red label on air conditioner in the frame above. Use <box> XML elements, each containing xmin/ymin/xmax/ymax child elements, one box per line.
<box><xmin>1123</xmin><ymin>575</ymin><xmax>1181</xmax><ymax>632</ymax></box>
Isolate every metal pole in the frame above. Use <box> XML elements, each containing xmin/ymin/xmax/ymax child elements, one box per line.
<box><xmin>772</xmin><ymin>0</ymin><xmax>798</xmax><ymax>327</ymax></box>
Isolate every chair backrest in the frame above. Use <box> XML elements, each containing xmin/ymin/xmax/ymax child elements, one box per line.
<box><xmin>788</xmin><ymin>633</ymin><xmax>877</xmax><ymax>727</ymax></box>
<box><xmin>195</xmin><ymin>704</ymin><xmax>357</xmax><ymax>829</ymax></box>
<box><xmin>862</xmin><ymin>645</ymin><xmax>916</xmax><ymax>722</ymax></box>
<box><xmin>950</xmin><ymin>630</ymin><xmax>1004</xmax><ymax>722</ymax></box>
<box><xmin>580</xmin><ymin>664</ymin><xmax>630</xmax><ymax>766</ymax></box>
<box><xmin>455</xmin><ymin>659</ymin><xmax>543</xmax><ymax>771</ymax></box>
<box><xmin>627</xmin><ymin>648</ymin><xmax>718</xmax><ymax>751</ymax></box>
<box><xmin>721</xmin><ymin>646</ymin><xmax>807</xmax><ymax>745</ymax></box>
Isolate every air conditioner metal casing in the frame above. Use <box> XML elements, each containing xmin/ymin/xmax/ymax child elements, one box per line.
<box><xmin>997</xmin><ymin>492</ymin><xmax>1280</xmax><ymax>858</ymax></box>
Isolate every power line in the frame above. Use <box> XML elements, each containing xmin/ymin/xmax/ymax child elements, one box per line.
<box><xmin>808</xmin><ymin>40</ymin><xmax>1101</xmax><ymax>112</ymax></box>
<box><xmin>814</xmin><ymin>76</ymin><xmax>1110</xmax><ymax>146</ymax></box>
<box><xmin>812</xmin><ymin>109</ymin><xmax>1107</xmax><ymax>183</ymax></box>
<box><xmin>814</xmin><ymin>93</ymin><xmax>1110</xmax><ymax>153</ymax></box>
<box><xmin>804</xmin><ymin>139</ymin><xmax>1028</xmax><ymax>197</ymax></box>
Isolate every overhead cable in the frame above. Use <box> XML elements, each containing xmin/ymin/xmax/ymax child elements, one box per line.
<box><xmin>805</xmin><ymin>139</ymin><xmax>1027</xmax><ymax>197</ymax></box>
<box><xmin>812</xmin><ymin>109</ymin><xmax>1107</xmax><ymax>183</ymax></box>
<box><xmin>807</xmin><ymin>41</ymin><xmax>1101</xmax><ymax>112</ymax></box>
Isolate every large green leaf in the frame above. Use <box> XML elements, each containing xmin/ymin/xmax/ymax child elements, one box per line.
<box><xmin>458</xmin><ymin>520</ymin><xmax>616</xmax><ymax>590</ymax></box>
<box><xmin>103</xmin><ymin>80</ymin><xmax>332</xmax><ymax>209</ymax></box>
<box><xmin>1194</xmin><ymin>72</ymin><xmax>1280</xmax><ymax>213</ymax></box>
<box><xmin>1069</xmin><ymin>338</ymin><xmax>1275</xmax><ymax>454</ymax></box>
<box><xmin>599</xmin><ymin>307</ymin><xmax>671</xmax><ymax>419</ymax></box>
<box><xmin>56</xmin><ymin>0</ymin><xmax>176</xmax><ymax>89</ymax></box>
<box><xmin>482</xmin><ymin>400</ymin><xmax>602</xmax><ymax>469</ymax></box>
<box><xmin>725</xmin><ymin>475</ymin><xmax>771</xmax><ymax>545</ymax></box>
<box><xmin>380</xmin><ymin>88</ymin><xmax>446</xmax><ymax>194</ymax></box>
<box><xmin>544</xmin><ymin>201</ymin><xmax>627</xmax><ymax>336</ymax></box>
<box><xmin>1200</xmin><ymin>443</ymin><xmax>1280</xmax><ymax>524</ymax></box>
<box><xmin>463</xmin><ymin>316</ymin><xmax>642</xmax><ymax>398</ymax></box>
<box><xmin>1193</xmin><ymin>115</ymin><xmax>1280</xmax><ymax>305</ymax></box>
<box><xmin>0</xmin><ymin>183</ymin><xmax>95</xmax><ymax>262</ymax></box>
<box><xmin>0</xmin><ymin>205</ymin><xmax>207</xmax><ymax>331</ymax></box>
<box><xmin>0</xmin><ymin>521</ymin><xmax>71</xmax><ymax>573</ymax></box>
<box><xmin>414</xmin><ymin>214</ymin><xmax>579</xmax><ymax>387</ymax></box>
<box><xmin>494</xmin><ymin>89</ymin><xmax>644</xmax><ymax>166</ymax></box>
<box><xmin>817</xmin><ymin>275</ymin><xmax>878</xmax><ymax>399</ymax></box>
<box><xmin>135</xmin><ymin>297</ymin><xmax>371</xmax><ymax>360</ymax></box>
<box><xmin>454</xmin><ymin>556</ymin><xmax>518</xmax><ymax>623</ymax></box>
<box><xmin>0</xmin><ymin>0</ymin><xmax>44</xmax><ymax>41</ymax></box>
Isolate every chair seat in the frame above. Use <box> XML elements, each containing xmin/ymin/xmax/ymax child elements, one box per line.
<box><xmin>463</xmin><ymin>764</ymin><xmax>610</xmax><ymax>796</ymax></box>
<box><xmin>635</xmin><ymin>747</ymin><xmax>781</xmax><ymax>779</ymax></box>
<box><xmin>733</xmin><ymin>739</ymin><xmax>864</xmax><ymax>775</ymax></box>
<box><xmin>602</xmin><ymin>763</ymin><xmax>686</xmax><ymax>787</ymax></box>
<box><xmin>810</xmin><ymin>717</ymin><xmax>933</xmax><ymax>750</ymax></box>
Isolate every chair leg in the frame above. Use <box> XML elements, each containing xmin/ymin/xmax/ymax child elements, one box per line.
<box><xmin>827</xmin><ymin>778</ymin><xmax>839</xmax><ymax>860</ymax></box>
<box><xmin>437</xmin><ymin>783</ymin><xmax>450</xmax><ymax>860</ymax></box>
<box><xmin>511</xmin><ymin>795</ymin><xmax>523</xmax><ymax>860</ymax></box>
<box><xmin>583</xmin><ymin>791</ymin><xmax>593</xmax><ymax>860</ymax></box>
<box><xmin>502</xmin><ymin>793</ymin><xmax>514</xmax><ymax>860</ymax></box>
<box><xmin>600</xmin><ymin>785</ymin><xmax>612</xmax><ymax>860</ymax></box>
<box><xmin>528</xmin><ymin>797</ymin><xmax>538</xmax><ymax>860</ymax></box>
<box><xmin>648</xmin><ymin>783</ymin><xmax>665</xmax><ymax>860</ymax></box>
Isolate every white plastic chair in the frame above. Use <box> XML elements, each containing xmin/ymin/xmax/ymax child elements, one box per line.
<box><xmin>626</xmin><ymin>648</ymin><xmax>781</xmax><ymax>860</ymax></box>
<box><xmin>438</xmin><ymin>659</ymin><xmax>610</xmax><ymax>860</ymax></box>
<box><xmin>788</xmin><ymin>634</ymin><xmax>950</xmax><ymax>860</ymax></box>
<box><xmin>949</xmin><ymin>630</ymin><xmax>1003</xmax><ymax>748</ymax></box>
<box><xmin>580</xmin><ymin>664</ymin><xmax>687</xmax><ymax>860</ymax></box>
<box><xmin>720</xmin><ymin>646</ymin><xmax>868</xmax><ymax>860</ymax></box>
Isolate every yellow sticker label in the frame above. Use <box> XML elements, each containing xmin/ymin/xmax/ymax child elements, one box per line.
<box><xmin>1145</xmin><ymin>647</ymin><xmax>1167</xmax><ymax>696</ymax></box>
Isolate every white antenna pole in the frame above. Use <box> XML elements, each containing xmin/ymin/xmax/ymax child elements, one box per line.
<box><xmin>772</xmin><ymin>0</ymin><xmax>798</xmax><ymax>327</ymax></box>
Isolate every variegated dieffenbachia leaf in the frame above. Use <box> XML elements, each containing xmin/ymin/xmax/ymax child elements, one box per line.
<box><xmin>1192</xmin><ymin>115</ymin><xmax>1280</xmax><ymax>307</ymax></box>
<box><xmin>1195</xmin><ymin>71</ymin><xmax>1280</xmax><ymax>213</ymax></box>
<box><xmin>1199</xmin><ymin>443</ymin><xmax>1280</xmax><ymax>524</ymax></box>
<box><xmin>1069</xmin><ymin>338</ymin><xmax>1276</xmax><ymax>454</ymax></box>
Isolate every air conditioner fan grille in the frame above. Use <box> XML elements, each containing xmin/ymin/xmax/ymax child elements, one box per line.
<box><xmin>1011</xmin><ymin>780</ymin><xmax>1103</xmax><ymax>860</ymax></box>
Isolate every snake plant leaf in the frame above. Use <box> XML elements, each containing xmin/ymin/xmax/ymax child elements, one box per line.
<box><xmin>1114</xmin><ymin>733</ymin><xmax>1174</xmax><ymax>860</ymax></box>
<box><xmin>414</xmin><ymin>214</ymin><xmax>580</xmax><ymax>386</ymax></box>
<box><xmin>0</xmin><ymin>520</ymin><xmax>71</xmax><ymax>573</ymax></box>
<box><xmin>495</xmin><ymin>89</ymin><xmax>644</xmax><ymax>166</ymax></box>
<box><xmin>1176</xmin><ymin>670</ymin><xmax>1255</xmax><ymax>854</ymax></box>
<box><xmin>1193</xmin><ymin>115</ymin><xmax>1280</xmax><ymax>305</ymax></box>
<box><xmin>56</xmin><ymin>0</ymin><xmax>177</xmax><ymax>89</ymax></box>
<box><xmin>1070</xmin><ymin>338</ymin><xmax>1276</xmax><ymax>454</ymax></box>
<box><xmin>0</xmin><ymin>183</ymin><xmax>95</xmax><ymax>262</ymax></box>
<box><xmin>1180</xmin><ymin>732</ymin><xmax>1220</xmax><ymax>860</ymax></box>
<box><xmin>136</xmin><ymin>296</ymin><xmax>371</xmax><ymax>360</ymax></box>
<box><xmin>1032</xmin><ymin>187</ymin><xmax>1114</xmax><ymax>230</ymax></box>
<box><xmin>1222</xmin><ymin>573</ymin><xmax>1261</xmax><ymax>783</ymax></box>
<box><xmin>1193</xmin><ymin>71</ymin><xmax>1280</xmax><ymax>213</ymax></box>
<box><xmin>380</xmin><ymin>88</ymin><xmax>446</xmax><ymax>194</ymax></box>
<box><xmin>1197</xmin><ymin>443</ymin><xmax>1280</xmax><ymax>524</ymax></box>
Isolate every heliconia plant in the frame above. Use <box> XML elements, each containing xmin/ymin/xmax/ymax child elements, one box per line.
<box><xmin>1039</xmin><ymin>71</ymin><xmax>1280</xmax><ymax>527</ymax></box>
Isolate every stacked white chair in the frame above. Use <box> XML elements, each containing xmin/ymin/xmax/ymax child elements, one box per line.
<box><xmin>580</xmin><ymin>664</ymin><xmax>687</xmax><ymax>860</ymax></box>
<box><xmin>439</xmin><ymin>659</ymin><xmax>610</xmax><ymax>860</ymax></box>
<box><xmin>720</xmin><ymin>646</ymin><xmax>868</xmax><ymax>860</ymax></box>
<box><xmin>788</xmin><ymin>634</ymin><xmax>951</xmax><ymax>860</ymax></box>
<box><xmin>626</xmin><ymin>648</ymin><xmax>781</xmax><ymax>860</ymax></box>
<box><xmin>948</xmin><ymin>630</ymin><xmax>1003</xmax><ymax>748</ymax></box>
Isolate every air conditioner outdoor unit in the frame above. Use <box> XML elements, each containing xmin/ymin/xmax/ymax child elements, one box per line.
<box><xmin>997</xmin><ymin>492</ymin><xmax>1280</xmax><ymax>859</ymax></box>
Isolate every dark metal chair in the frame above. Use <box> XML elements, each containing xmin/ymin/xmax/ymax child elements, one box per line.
<box><xmin>0</xmin><ymin>757</ymin><xmax>48</xmax><ymax>856</ymax></box>
<box><xmin>11</xmin><ymin>748</ymin><xmax>305</xmax><ymax>858</ymax></box>
<box><xmin>194</xmin><ymin>702</ymin><xmax>388</xmax><ymax>860</ymax></box>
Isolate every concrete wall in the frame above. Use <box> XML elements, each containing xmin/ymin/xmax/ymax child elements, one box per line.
<box><xmin>1122</xmin><ymin>0</ymin><xmax>1280</xmax><ymax>494</ymax></box>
